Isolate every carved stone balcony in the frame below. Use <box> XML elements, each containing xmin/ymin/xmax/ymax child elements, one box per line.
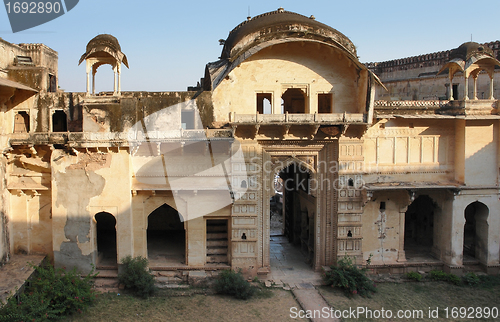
<box><xmin>374</xmin><ymin>99</ymin><xmax>499</xmax><ymax>116</ymax></box>
<box><xmin>228</xmin><ymin>112</ymin><xmax>367</xmax><ymax>138</ymax></box>
<box><xmin>229</xmin><ymin>112</ymin><xmax>366</xmax><ymax>124</ymax></box>
<box><xmin>8</xmin><ymin>129</ymin><xmax>233</xmax><ymax>148</ymax></box>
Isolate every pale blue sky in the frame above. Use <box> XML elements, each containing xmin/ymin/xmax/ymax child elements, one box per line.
<box><xmin>1</xmin><ymin>0</ymin><xmax>499</xmax><ymax>92</ymax></box>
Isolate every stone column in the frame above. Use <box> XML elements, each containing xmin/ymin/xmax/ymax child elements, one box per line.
<box><xmin>86</xmin><ymin>72</ymin><xmax>90</xmax><ymax>96</ymax></box>
<box><xmin>86</xmin><ymin>62</ymin><xmax>91</xmax><ymax>96</ymax></box>
<box><xmin>397</xmin><ymin>207</ymin><xmax>407</xmax><ymax>262</ymax></box>
<box><xmin>117</xmin><ymin>64</ymin><xmax>121</xmax><ymax>96</ymax></box>
<box><xmin>113</xmin><ymin>65</ymin><xmax>117</xmax><ymax>96</ymax></box>
<box><xmin>473</xmin><ymin>76</ymin><xmax>478</xmax><ymax>100</ymax></box>
<box><xmin>92</xmin><ymin>65</ymin><xmax>97</xmax><ymax>95</ymax></box>
<box><xmin>464</xmin><ymin>76</ymin><xmax>469</xmax><ymax>100</ymax></box>
<box><xmin>490</xmin><ymin>76</ymin><xmax>495</xmax><ymax>100</ymax></box>
<box><xmin>449</xmin><ymin>75</ymin><xmax>454</xmax><ymax>100</ymax></box>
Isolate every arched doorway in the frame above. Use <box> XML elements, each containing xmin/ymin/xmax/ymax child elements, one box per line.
<box><xmin>404</xmin><ymin>195</ymin><xmax>435</xmax><ymax>259</ymax></box>
<box><xmin>270</xmin><ymin>162</ymin><xmax>315</xmax><ymax>268</ymax></box>
<box><xmin>52</xmin><ymin>110</ymin><xmax>67</xmax><ymax>132</ymax></box>
<box><xmin>147</xmin><ymin>203</ymin><xmax>185</xmax><ymax>266</ymax></box>
<box><xmin>464</xmin><ymin>201</ymin><xmax>489</xmax><ymax>264</ymax></box>
<box><xmin>95</xmin><ymin>212</ymin><xmax>117</xmax><ymax>267</ymax></box>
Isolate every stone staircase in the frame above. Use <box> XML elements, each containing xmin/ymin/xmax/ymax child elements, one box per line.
<box><xmin>93</xmin><ymin>267</ymin><xmax>227</xmax><ymax>293</ymax></box>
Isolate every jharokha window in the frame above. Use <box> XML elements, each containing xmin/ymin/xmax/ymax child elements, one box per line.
<box><xmin>14</xmin><ymin>111</ymin><xmax>29</xmax><ymax>133</ymax></box>
<box><xmin>256</xmin><ymin>93</ymin><xmax>272</xmax><ymax>114</ymax></box>
<box><xmin>281</xmin><ymin>88</ymin><xmax>306</xmax><ymax>114</ymax></box>
<box><xmin>318</xmin><ymin>93</ymin><xmax>333</xmax><ymax>113</ymax></box>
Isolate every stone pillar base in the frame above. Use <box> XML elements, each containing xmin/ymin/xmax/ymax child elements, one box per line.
<box><xmin>397</xmin><ymin>250</ymin><xmax>407</xmax><ymax>262</ymax></box>
<box><xmin>443</xmin><ymin>264</ymin><xmax>464</xmax><ymax>276</ymax></box>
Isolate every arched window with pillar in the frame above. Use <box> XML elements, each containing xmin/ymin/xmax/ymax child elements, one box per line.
<box><xmin>438</xmin><ymin>42</ymin><xmax>500</xmax><ymax>100</ymax></box>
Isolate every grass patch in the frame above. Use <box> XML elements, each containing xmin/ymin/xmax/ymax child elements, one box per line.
<box><xmin>319</xmin><ymin>279</ymin><xmax>500</xmax><ymax>321</ymax></box>
<box><xmin>64</xmin><ymin>289</ymin><xmax>306</xmax><ymax>322</ymax></box>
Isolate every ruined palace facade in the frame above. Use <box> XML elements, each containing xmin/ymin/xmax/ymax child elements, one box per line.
<box><xmin>0</xmin><ymin>9</ymin><xmax>499</xmax><ymax>276</ymax></box>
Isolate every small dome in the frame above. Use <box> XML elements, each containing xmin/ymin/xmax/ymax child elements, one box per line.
<box><xmin>450</xmin><ymin>42</ymin><xmax>494</xmax><ymax>61</ymax></box>
<box><xmin>220</xmin><ymin>9</ymin><xmax>356</xmax><ymax>61</ymax></box>
<box><xmin>78</xmin><ymin>34</ymin><xmax>128</xmax><ymax>68</ymax></box>
<box><xmin>85</xmin><ymin>34</ymin><xmax>122</xmax><ymax>53</ymax></box>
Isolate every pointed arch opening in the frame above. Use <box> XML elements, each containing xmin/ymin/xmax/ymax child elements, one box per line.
<box><xmin>270</xmin><ymin>161</ymin><xmax>315</xmax><ymax>269</ymax></box>
<box><xmin>95</xmin><ymin>212</ymin><xmax>117</xmax><ymax>267</ymax></box>
<box><xmin>464</xmin><ymin>201</ymin><xmax>489</xmax><ymax>264</ymax></box>
<box><xmin>147</xmin><ymin>203</ymin><xmax>185</xmax><ymax>266</ymax></box>
<box><xmin>404</xmin><ymin>195</ymin><xmax>435</xmax><ymax>260</ymax></box>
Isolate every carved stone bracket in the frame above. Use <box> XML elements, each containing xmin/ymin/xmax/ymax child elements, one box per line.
<box><xmin>361</xmin><ymin>189</ymin><xmax>373</xmax><ymax>207</ymax></box>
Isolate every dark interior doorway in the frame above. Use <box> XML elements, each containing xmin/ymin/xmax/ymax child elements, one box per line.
<box><xmin>270</xmin><ymin>163</ymin><xmax>314</xmax><ymax>265</ymax></box>
<box><xmin>282</xmin><ymin>88</ymin><xmax>306</xmax><ymax>114</ymax></box>
<box><xmin>147</xmin><ymin>204</ymin><xmax>185</xmax><ymax>266</ymax></box>
<box><xmin>464</xmin><ymin>201</ymin><xmax>489</xmax><ymax>263</ymax></box>
<box><xmin>52</xmin><ymin>110</ymin><xmax>67</xmax><ymax>132</ymax></box>
<box><xmin>95</xmin><ymin>212</ymin><xmax>117</xmax><ymax>267</ymax></box>
<box><xmin>404</xmin><ymin>195</ymin><xmax>435</xmax><ymax>259</ymax></box>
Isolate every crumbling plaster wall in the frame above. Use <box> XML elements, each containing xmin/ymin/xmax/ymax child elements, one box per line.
<box><xmin>0</xmin><ymin>39</ymin><xmax>26</xmax><ymax>74</ymax></box>
<box><xmin>51</xmin><ymin>148</ymin><xmax>133</xmax><ymax>273</ymax></box>
<box><xmin>0</xmin><ymin>156</ymin><xmax>9</xmax><ymax>264</ymax></box>
<box><xmin>212</xmin><ymin>42</ymin><xmax>364</xmax><ymax>124</ymax></box>
<box><xmin>361</xmin><ymin>190</ymin><xmax>408</xmax><ymax>264</ymax></box>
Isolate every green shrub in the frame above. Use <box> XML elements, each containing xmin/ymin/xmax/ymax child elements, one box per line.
<box><xmin>447</xmin><ymin>273</ymin><xmax>462</xmax><ymax>285</ymax></box>
<box><xmin>0</xmin><ymin>264</ymin><xmax>97</xmax><ymax>322</ymax></box>
<box><xmin>323</xmin><ymin>255</ymin><xmax>377</xmax><ymax>297</ymax></box>
<box><xmin>213</xmin><ymin>269</ymin><xmax>255</xmax><ymax>300</ymax></box>
<box><xmin>429</xmin><ymin>270</ymin><xmax>448</xmax><ymax>281</ymax></box>
<box><xmin>406</xmin><ymin>271</ymin><xmax>422</xmax><ymax>282</ymax></box>
<box><xmin>429</xmin><ymin>270</ymin><xmax>463</xmax><ymax>286</ymax></box>
<box><xmin>118</xmin><ymin>256</ymin><xmax>156</xmax><ymax>299</ymax></box>
<box><xmin>462</xmin><ymin>272</ymin><xmax>480</xmax><ymax>286</ymax></box>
